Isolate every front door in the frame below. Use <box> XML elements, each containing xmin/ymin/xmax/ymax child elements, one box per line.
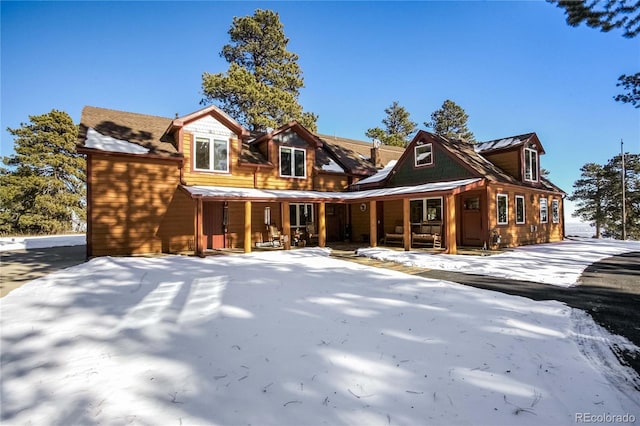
<box><xmin>462</xmin><ymin>194</ymin><xmax>483</xmax><ymax>246</ymax></box>
<box><xmin>326</xmin><ymin>204</ymin><xmax>346</xmax><ymax>242</ymax></box>
<box><xmin>203</xmin><ymin>201</ymin><xmax>225</xmax><ymax>249</ymax></box>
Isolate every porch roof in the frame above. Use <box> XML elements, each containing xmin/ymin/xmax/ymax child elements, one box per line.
<box><xmin>182</xmin><ymin>178</ymin><xmax>482</xmax><ymax>203</ymax></box>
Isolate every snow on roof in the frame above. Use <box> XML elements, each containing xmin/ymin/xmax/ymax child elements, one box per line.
<box><xmin>353</xmin><ymin>160</ymin><xmax>397</xmax><ymax>185</ymax></box>
<box><xmin>84</xmin><ymin>127</ymin><xmax>150</xmax><ymax>155</ymax></box>
<box><xmin>320</xmin><ymin>157</ymin><xmax>345</xmax><ymax>173</ymax></box>
<box><xmin>184</xmin><ymin>177</ymin><xmax>480</xmax><ymax>201</ymax></box>
<box><xmin>475</xmin><ymin>133</ymin><xmax>534</xmax><ymax>153</ymax></box>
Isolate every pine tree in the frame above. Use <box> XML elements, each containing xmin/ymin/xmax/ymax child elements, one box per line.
<box><xmin>365</xmin><ymin>101</ymin><xmax>417</xmax><ymax>147</ymax></box>
<box><xmin>425</xmin><ymin>99</ymin><xmax>476</xmax><ymax>142</ymax></box>
<box><xmin>201</xmin><ymin>9</ymin><xmax>318</xmax><ymax>132</ymax></box>
<box><xmin>569</xmin><ymin>163</ymin><xmax>608</xmax><ymax>237</ymax></box>
<box><xmin>0</xmin><ymin>110</ymin><xmax>85</xmax><ymax>235</ymax></box>
<box><xmin>614</xmin><ymin>72</ymin><xmax>640</xmax><ymax>108</ymax></box>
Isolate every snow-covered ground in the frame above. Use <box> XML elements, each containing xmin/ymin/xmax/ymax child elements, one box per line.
<box><xmin>358</xmin><ymin>238</ymin><xmax>640</xmax><ymax>287</ymax></box>
<box><xmin>1</xmin><ymin>246</ymin><xmax>639</xmax><ymax>425</ymax></box>
<box><xmin>0</xmin><ymin>234</ymin><xmax>85</xmax><ymax>252</ymax></box>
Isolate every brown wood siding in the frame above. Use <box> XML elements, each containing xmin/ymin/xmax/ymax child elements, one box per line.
<box><xmin>225</xmin><ymin>201</ymin><xmax>282</xmax><ymax>248</ymax></box>
<box><xmin>350</xmin><ymin>202</ymin><xmax>371</xmax><ymax>243</ymax></box>
<box><xmin>382</xmin><ymin>200</ymin><xmax>403</xmax><ymax>235</ymax></box>
<box><xmin>313</xmin><ymin>173</ymin><xmax>349</xmax><ymax>192</ymax></box>
<box><xmin>483</xmin><ymin>151</ymin><xmax>520</xmax><ymax>180</ymax></box>
<box><xmin>488</xmin><ymin>185</ymin><xmax>563</xmax><ymax>247</ymax></box>
<box><xmin>88</xmin><ymin>155</ymin><xmax>191</xmax><ymax>256</ymax></box>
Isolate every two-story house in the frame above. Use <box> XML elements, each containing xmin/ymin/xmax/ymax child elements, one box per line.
<box><xmin>77</xmin><ymin>105</ymin><xmax>565</xmax><ymax>257</ymax></box>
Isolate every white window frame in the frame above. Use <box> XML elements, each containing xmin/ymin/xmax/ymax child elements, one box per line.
<box><xmin>551</xmin><ymin>199</ymin><xmax>559</xmax><ymax>224</ymax></box>
<box><xmin>409</xmin><ymin>197</ymin><xmax>443</xmax><ymax>223</ymax></box>
<box><xmin>280</xmin><ymin>146</ymin><xmax>306</xmax><ymax>178</ymax></box>
<box><xmin>540</xmin><ymin>197</ymin><xmax>548</xmax><ymax>224</ymax></box>
<box><xmin>193</xmin><ymin>134</ymin><xmax>229</xmax><ymax>173</ymax></box>
<box><xmin>524</xmin><ymin>148</ymin><xmax>538</xmax><ymax>182</ymax></box>
<box><xmin>415</xmin><ymin>143</ymin><xmax>433</xmax><ymax>167</ymax></box>
<box><xmin>497</xmin><ymin>194</ymin><xmax>508</xmax><ymax>225</ymax></box>
<box><xmin>515</xmin><ymin>195</ymin><xmax>525</xmax><ymax>225</ymax></box>
<box><xmin>289</xmin><ymin>203</ymin><xmax>313</xmax><ymax>229</ymax></box>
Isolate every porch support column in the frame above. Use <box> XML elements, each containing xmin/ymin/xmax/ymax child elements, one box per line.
<box><xmin>244</xmin><ymin>200</ymin><xmax>252</xmax><ymax>253</ymax></box>
<box><xmin>403</xmin><ymin>198</ymin><xmax>411</xmax><ymax>251</ymax></box>
<box><xmin>282</xmin><ymin>201</ymin><xmax>291</xmax><ymax>250</ymax></box>
<box><xmin>195</xmin><ymin>197</ymin><xmax>204</xmax><ymax>257</ymax></box>
<box><xmin>369</xmin><ymin>200</ymin><xmax>377</xmax><ymax>247</ymax></box>
<box><xmin>445</xmin><ymin>194</ymin><xmax>457</xmax><ymax>254</ymax></box>
<box><xmin>318</xmin><ymin>202</ymin><xmax>326</xmax><ymax>247</ymax></box>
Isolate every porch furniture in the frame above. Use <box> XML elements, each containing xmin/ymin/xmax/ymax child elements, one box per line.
<box><xmin>411</xmin><ymin>224</ymin><xmax>442</xmax><ymax>248</ymax></box>
<box><xmin>384</xmin><ymin>225</ymin><xmax>405</xmax><ymax>246</ymax></box>
<box><xmin>306</xmin><ymin>222</ymin><xmax>318</xmax><ymax>246</ymax></box>
<box><xmin>268</xmin><ymin>225</ymin><xmax>285</xmax><ymax>247</ymax></box>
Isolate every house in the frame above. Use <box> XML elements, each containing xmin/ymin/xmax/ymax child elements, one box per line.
<box><xmin>77</xmin><ymin>105</ymin><xmax>565</xmax><ymax>257</ymax></box>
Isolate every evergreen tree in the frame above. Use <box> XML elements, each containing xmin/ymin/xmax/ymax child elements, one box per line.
<box><xmin>569</xmin><ymin>154</ymin><xmax>640</xmax><ymax>239</ymax></box>
<box><xmin>549</xmin><ymin>0</ymin><xmax>639</xmax><ymax>107</ymax></box>
<box><xmin>425</xmin><ymin>99</ymin><xmax>476</xmax><ymax>142</ymax></box>
<box><xmin>549</xmin><ymin>0</ymin><xmax>639</xmax><ymax>38</ymax></box>
<box><xmin>365</xmin><ymin>101</ymin><xmax>417</xmax><ymax>147</ymax></box>
<box><xmin>201</xmin><ymin>9</ymin><xmax>318</xmax><ymax>132</ymax></box>
<box><xmin>0</xmin><ymin>110</ymin><xmax>85</xmax><ymax>235</ymax></box>
<box><xmin>569</xmin><ymin>163</ymin><xmax>608</xmax><ymax>237</ymax></box>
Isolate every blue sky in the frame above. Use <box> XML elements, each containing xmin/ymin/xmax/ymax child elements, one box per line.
<box><xmin>1</xmin><ymin>1</ymin><xmax>638</xmax><ymax>218</ymax></box>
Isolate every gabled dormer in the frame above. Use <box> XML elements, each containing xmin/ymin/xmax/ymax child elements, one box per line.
<box><xmin>250</xmin><ymin>122</ymin><xmax>323</xmax><ymax>189</ymax></box>
<box><xmin>166</xmin><ymin>105</ymin><xmax>250</xmax><ymax>184</ymax></box>
<box><xmin>475</xmin><ymin>133</ymin><xmax>545</xmax><ymax>185</ymax></box>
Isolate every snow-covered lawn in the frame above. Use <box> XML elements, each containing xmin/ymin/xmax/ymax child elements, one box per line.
<box><xmin>358</xmin><ymin>238</ymin><xmax>640</xmax><ymax>286</ymax></box>
<box><xmin>1</xmin><ymin>247</ymin><xmax>638</xmax><ymax>425</ymax></box>
<box><xmin>0</xmin><ymin>234</ymin><xmax>85</xmax><ymax>252</ymax></box>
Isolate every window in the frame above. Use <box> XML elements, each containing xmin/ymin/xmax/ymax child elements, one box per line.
<box><xmin>497</xmin><ymin>194</ymin><xmax>508</xmax><ymax>225</ymax></box>
<box><xmin>524</xmin><ymin>148</ymin><xmax>538</xmax><ymax>182</ymax></box>
<box><xmin>540</xmin><ymin>197</ymin><xmax>548</xmax><ymax>223</ymax></box>
<box><xmin>410</xmin><ymin>197</ymin><xmax>442</xmax><ymax>223</ymax></box>
<box><xmin>515</xmin><ymin>195</ymin><xmax>525</xmax><ymax>224</ymax></box>
<box><xmin>415</xmin><ymin>143</ymin><xmax>433</xmax><ymax>167</ymax></box>
<box><xmin>290</xmin><ymin>203</ymin><xmax>313</xmax><ymax>228</ymax></box>
<box><xmin>194</xmin><ymin>136</ymin><xmax>229</xmax><ymax>172</ymax></box>
<box><xmin>280</xmin><ymin>146</ymin><xmax>306</xmax><ymax>178</ymax></box>
<box><xmin>551</xmin><ymin>199</ymin><xmax>559</xmax><ymax>224</ymax></box>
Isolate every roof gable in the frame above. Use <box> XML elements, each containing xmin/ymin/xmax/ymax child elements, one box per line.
<box><xmin>170</xmin><ymin>105</ymin><xmax>249</xmax><ymax>138</ymax></box>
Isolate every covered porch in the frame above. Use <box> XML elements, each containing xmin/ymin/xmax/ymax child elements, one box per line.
<box><xmin>181</xmin><ymin>178</ymin><xmax>485</xmax><ymax>257</ymax></box>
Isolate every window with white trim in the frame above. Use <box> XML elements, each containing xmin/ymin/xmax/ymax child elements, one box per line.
<box><xmin>289</xmin><ymin>203</ymin><xmax>313</xmax><ymax>228</ymax></box>
<box><xmin>515</xmin><ymin>195</ymin><xmax>525</xmax><ymax>224</ymax></box>
<box><xmin>497</xmin><ymin>194</ymin><xmax>508</xmax><ymax>225</ymax></box>
<box><xmin>540</xmin><ymin>197</ymin><xmax>548</xmax><ymax>223</ymax></box>
<box><xmin>280</xmin><ymin>146</ymin><xmax>306</xmax><ymax>178</ymax></box>
<box><xmin>415</xmin><ymin>143</ymin><xmax>433</xmax><ymax>167</ymax></box>
<box><xmin>410</xmin><ymin>197</ymin><xmax>442</xmax><ymax>223</ymax></box>
<box><xmin>194</xmin><ymin>136</ymin><xmax>229</xmax><ymax>172</ymax></box>
<box><xmin>551</xmin><ymin>199</ymin><xmax>559</xmax><ymax>224</ymax></box>
<box><xmin>524</xmin><ymin>148</ymin><xmax>538</xmax><ymax>182</ymax></box>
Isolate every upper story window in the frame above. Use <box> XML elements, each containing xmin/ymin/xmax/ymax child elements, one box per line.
<box><xmin>524</xmin><ymin>148</ymin><xmax>538</xmax><ymax>182</ymax></box>
<box><xmin>194</xmin><ymin>136</ymin><xmax>229</xmax><ymax>173</ymax></box>
<box><xmin>280</xmin><ymin>146</ymin><xmax>306</xmax><ymax>178</ymax></box>
<box><xmin>497</xmin><ymin>194</ymin><xmax>508</xmax><ymax>225</ymax></box>
<box><xmin>415</xmin><ymin>143</ymin><xmax>433</xmax><ymax>167</ymax></box>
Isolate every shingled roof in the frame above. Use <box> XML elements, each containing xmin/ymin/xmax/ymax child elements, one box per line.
<box><xmin>317</xmin><ymin>134</ymin><xmax>404</xmax><ymax>168</ymax></box>
<box><xmin>475</xmin><ymin>132</ymin><xmax>544</xmax><ymax>155</ymax></box>
<box><xmin>78</xmin><ymin>106</ymin><xmax>179</xmax><ymax>157</ymax></box>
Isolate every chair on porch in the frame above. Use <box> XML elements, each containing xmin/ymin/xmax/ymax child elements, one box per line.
<box><xmin>267</xmin><ymin>224</ymin><xmax>285</xmax><ymax>247</ymax></box>
<box><xmin>305</xmin><ymin>222</ymin><xmax>319</xmax><ymax>246</ymax></box>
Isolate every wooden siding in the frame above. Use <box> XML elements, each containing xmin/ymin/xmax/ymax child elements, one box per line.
<box><xmin>350</xmin><ymin>202</ymin><xmax>371</xmax><ymax>243</ymax></box>
<box><xmin>313</xmin><ymin>173</ymin><xmax>349</xmax><ymax>192</ymax></box>
<box><xmin>389</xmin><ymin>143</ymin><xmax>474</xmax><ymax>187</ymax></box>
<box><xmin>88</xmin><ymin>155</ymin><xmax>192</xmax><ymax>256</ymax></box>
<box><xmin>487</xmin><ymin>185</ymin><xmax>563</xmax><ymax>247</ymax></box>
<box><xmin>225</xmin><ymin>201</ymin><xmax>282</xmax><ymax>249</ymax></box>
<box><xmin>382</xmin><ymin>200</ymin><xmax>404</xmax><ymax>234</ymax></box>
<box><xmin>483</xmin><ymin>150</ymin><xmax>520</xmax><ymax>180</ymax></box>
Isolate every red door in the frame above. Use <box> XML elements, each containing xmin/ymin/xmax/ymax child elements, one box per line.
<box><xmin>203</xmin><ymin>202</ymin><xmax>225</xmax><ymax>249</ymax></box>
<box><xmin>462</xmin><ymin>194</ymin><xmax>483</xmax><ymax>246</ymax></box>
